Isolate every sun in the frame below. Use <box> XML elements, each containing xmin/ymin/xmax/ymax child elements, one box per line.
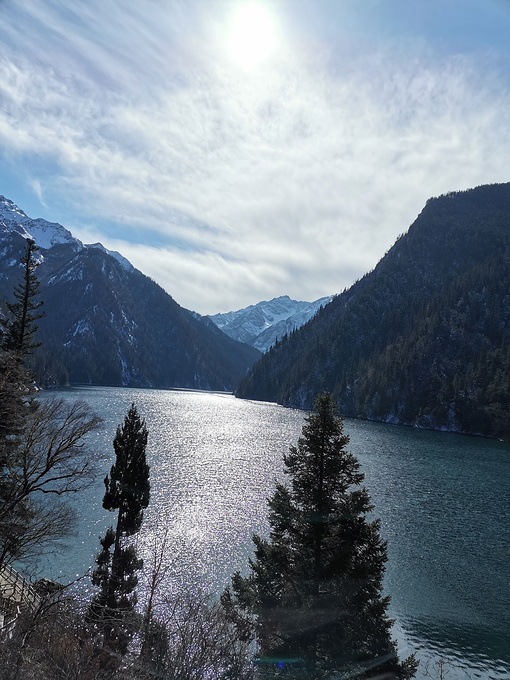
<box><xmin>227</xmin><ymin>2</ymin><xmax>277</xmax><ymax>68</ymax></box>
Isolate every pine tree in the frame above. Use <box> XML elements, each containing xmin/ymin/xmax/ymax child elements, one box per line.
<box><xmin>2</xmin><ymin>239</ymin><xmax>44</xmax><ymax>355</ymax></box>
<box><xmin>0</xmin><ymin>349</ymin><xmax>33</xmax><ymax>467</ymax></box>
<box><xmin>1</xmin><ymin>238</ymin><xmax>42</xmax><ymax>471</ymax></box>
<box><xmin>89</xmin><ymin>403</ymin><xmax>150</xmax><ymax>655</ymax></box>
<box><xmin>227</xmin><ymin>392</ymin><xmax>417</xmax><ymax>679</ymax></box>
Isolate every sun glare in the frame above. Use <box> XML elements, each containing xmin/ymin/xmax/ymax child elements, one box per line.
<box><xmin>227</xmin><ymin>2</ymin><xmax>277</xmax><ymax>68</ymax></box>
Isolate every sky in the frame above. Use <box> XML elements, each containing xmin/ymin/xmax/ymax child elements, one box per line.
<box><xmin>1</xmin><ymin>0</ymin><xmax>510</xmax><ymax>315</ymax></box>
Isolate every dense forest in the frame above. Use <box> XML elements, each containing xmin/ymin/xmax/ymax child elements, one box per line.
<box><xmin>237</xmin><ymin>183</ymin><xmax>510</xmax><ymax>439</ymax></box>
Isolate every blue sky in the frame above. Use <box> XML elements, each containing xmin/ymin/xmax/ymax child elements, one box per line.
<box><xmin>1</xmin><ymin>0</ymin><xmax>509</xmax><ymax>314</ymax></box>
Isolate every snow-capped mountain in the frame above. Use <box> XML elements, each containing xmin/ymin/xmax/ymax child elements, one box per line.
<box><xmin>208</xmin><ymin>294</ymin><xmax>333</xmax><ymax>352</ymax></box>
<box><xmin>86</xmin><ymin>242</ymin><xmax>134</xmax><ymax>271</ymax></box>
<box><xmin>0</xmin><ymin>196</ymin><xmax>133</xmax><ymax>268</ymax></box>
<box><xmin>0</xmin><ymin>195</ymin><xmax>260</xmax><ymax>389</ymax></box>
<box><xmin>0</xmin><ymin>196</ymin><xmax>80</xmax><ymax>251</ymax></box>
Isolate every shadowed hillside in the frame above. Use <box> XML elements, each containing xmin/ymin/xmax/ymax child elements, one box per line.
<box><xmin>237</xmin><ymin>183</ymin><xmax>510</xmax><ymax>438</ymax></box>
<box><xmin>0</xmin><ymin>196</ymin><xmax>260</xmax><ymax>390</ymax></box>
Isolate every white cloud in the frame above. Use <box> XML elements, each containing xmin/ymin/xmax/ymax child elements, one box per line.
<box><xmin>0</xmin><ymin>0</ymin><xmax>510</xmax><ymax>313</ymax></box>
<box><xmin>28</xmin><ymin>177</ymin><xmax>47</xmax><ymax>206</ymax></box>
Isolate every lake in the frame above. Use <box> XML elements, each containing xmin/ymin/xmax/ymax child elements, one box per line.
<box><xmin>37</xmin><ymin>386</ymin><xmax>510</xmax><ymax>680</ymax></box>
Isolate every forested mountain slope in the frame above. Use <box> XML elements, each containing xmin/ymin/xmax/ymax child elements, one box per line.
<box><xmin>237</xmin><ymin>183</ymin><xmax>510</xmax><ymax>438</ymax></box>
<box><xmin>0</xmin><ymin>196</ymin><xmax>260</xmax><ymax>390</ymax></box>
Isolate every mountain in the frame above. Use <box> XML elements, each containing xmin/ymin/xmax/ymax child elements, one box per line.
<box><xmin>0</xmin><ymin>196</ymin><xmax>260</xmax><ymax>390</ymax></box>
<box><xmin>237</xmin><ymin>183</ymin><xmax>510</xmax><ymax>439</ymax></box>
<box><xmin>207</xmin><ymin>295</ymin><xmax>333</xmax><ymax>352</ymax></box>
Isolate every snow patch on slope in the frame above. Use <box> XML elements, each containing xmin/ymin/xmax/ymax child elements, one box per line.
<box><xmin>26</xmin><ymin>218</ymin><xmax>80</xmax><ymax>249</ymax></box>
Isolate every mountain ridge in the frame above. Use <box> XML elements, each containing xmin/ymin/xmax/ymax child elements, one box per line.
<box><xmin>0</xmin><ymin>196</ymin><xmax>260</xmax><ymax>390</ymax></box>
<box><xmin>237</xmin><ymin>182</ymin><xmax>510</xmax><ymax>439</ymax></box>
<box><xmin>207</xmin><ymin>294</ymin><xmax>333</xmax><ymax>352</ymax></box>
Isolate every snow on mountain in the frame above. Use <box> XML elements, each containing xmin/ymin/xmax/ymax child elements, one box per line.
<box><xmin>0</xmin><ymin>196</ymin><xmax>31</xmax><ymax>228</ymax></box>
<box><xmin>24</xmin><ymin>218</ymin><xmax>81</xmax><ymax>250</ymax></box>
<box><xmin>0</xmin><ymin>196</ymin><xmax>82</xmax><ymax>251</ymax></box>
<box><xmin>0</xmin><ymin>194</ymin><xmax>260</xmax><ymax>391</ymax></box>
<box><xmin>208</xmin><ymin>294</ymin><xmax>333</xmax><ymax>352</ymax></box>
<box><xmin>86</xmin><ymin>243</ymin><xmax>134</xmax><ymax>272</ymax></box>
<box><xmin>0</xmin><ymin>197</ymin><xmax>135</xmax><ymax>273</ymax></box>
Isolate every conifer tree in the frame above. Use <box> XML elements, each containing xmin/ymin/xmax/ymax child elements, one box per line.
<box><xmin>2</xmin><ymin>238</ymin><xmax>44</xmax><ymax>355</ymax></box>
<box><xmin>0</xmin><ymin>238</ymin><xmax>42</xmax><ymax>463</ymax></box>
<box><xmin>89</xmin><ymin>403</ymin><xmax>150</xmax><ymax>655</ymax></box>
<box><xmin>226</xmin><ymin>392</ymin><xmax>417</xmax><ymax>679</ymax></box>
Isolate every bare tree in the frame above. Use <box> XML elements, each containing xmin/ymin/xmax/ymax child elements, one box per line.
<box><xmin>0</xmin><ymin>589</ymin><xmax>113</xmax><ymax>680</ymax></box>
<box><xmin>141</xmin><ymin>526</ymin><xmax>171</xmax><ymax>644</ymax></box>
<box><xmin>135</xmin><ymin>525</ymin><xmax>254</xmax><ymax>679</ymax></box>
<box><xmin>161</xmin><ymin>585</ymin><xmax>254</xmax><ymax>680</ymax></box>
<box><xmin>422</xmin><ymin>657</ymin><xmax>466</xmax><ymax>680</ymax></box>
<box><xmin>0</xmin><ymin>396</ymin><xmax>103</xmax><ymax>568</ymax></box>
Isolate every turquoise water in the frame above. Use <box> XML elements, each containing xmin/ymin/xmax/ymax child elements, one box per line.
<box><xmin>37</xmin><ymin>386</ymin><xmax>510</xmax><ymax>679</ymax></box>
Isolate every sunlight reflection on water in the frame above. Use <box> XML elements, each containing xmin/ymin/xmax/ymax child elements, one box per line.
<box><xmin>37</xmin><ymin>386</ymin><xmax>510</xmax><ymax>680</ymax></box>
<box><xmin>138</xmin><ymin>389</ymin><xmax>301</xmax><ymax>589</ymax></box>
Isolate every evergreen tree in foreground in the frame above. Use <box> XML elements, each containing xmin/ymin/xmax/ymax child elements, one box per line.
<box><xmin>89</xmin><ymin>403</ymin><xmax>150</xmax><ymax>655</ymax></box>
<box><xmin>2</xmin><ymin>238</ymin><xmax>44</xmax><ymax>355</ymax></box>
<box><xmin>225</xmin><ymin>392</ymin><xmax>417</xmax><ymax>679</ymax></box>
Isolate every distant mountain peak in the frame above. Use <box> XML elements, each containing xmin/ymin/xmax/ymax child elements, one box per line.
<box><xmin>0</xmin><ymin>195</ymin><xmax>29</xmax><ymax>221</ymax></box>
<box><xmin>208</xmin><ymin>294</ymin><xmax>333</xmax><ymax>352</ymax></box>
<box><xmin>0</xmin><ymin>198</ymin><xmax>135</xmax><ymax>268</ymax></box>
<box><xmin>0</xmin><ymin>196</ymin><xmax>82</xmax><ymax>251</ymax></box>
<box><xmin>86</xmin><ymin>243</ymin><xmax>134</xmax><ymax>272</ymax></box>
